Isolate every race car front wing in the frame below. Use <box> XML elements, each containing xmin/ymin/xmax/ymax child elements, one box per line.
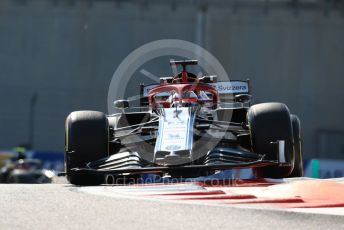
<box><xmin>59</xmin><ymin>141</ymin><xmax>290</xmax><ymax>177</ymax></box>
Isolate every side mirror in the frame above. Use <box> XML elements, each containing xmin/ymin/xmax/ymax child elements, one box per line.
<box><xmin>114</xmin><ymin>100</ymin><xmax>129</xmax><ymax>109</ymax></box>
<box><xmin>234</xmin><ymin>94</ymin><xmax>251</xmax><ymax>103</ymax></box>
<box><xmin>199</xmin><ymin>75</ymin><xmax>217</xmax><ymax>83</ymax></box>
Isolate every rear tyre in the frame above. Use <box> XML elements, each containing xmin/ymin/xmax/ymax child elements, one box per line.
<box><xmin>65</xmin><ymin>111</ymin><xmax>109</xmax><ymax>185</ymax></box>
<box><xmin>248</xmin><ymin>103</ymin><xmax>294</xmax><ymax>178</ymax></box>
<box><xmin>288</xmin><ymin>114</ymin><xmax>304</xmax><ymax>177</ymax></box>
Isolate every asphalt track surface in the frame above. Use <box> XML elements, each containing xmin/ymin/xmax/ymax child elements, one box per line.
<box><xmin>1</xmin><ymin>183</ymin><xmax>344</xmax><ymax>230</ymax></box>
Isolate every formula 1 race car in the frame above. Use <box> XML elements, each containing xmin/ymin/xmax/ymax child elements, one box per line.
<box><xmin>0</xmin><ymin>158</ymin><xmax>54</xmax><ymax>183</ymax></box>
<box><xmin>63</xmin><ymin>60</ymin><xmax>303</xmax><ymax>185</ymax></box>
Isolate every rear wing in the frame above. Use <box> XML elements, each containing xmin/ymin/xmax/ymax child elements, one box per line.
<box><xmin>139</xmin><ymin>80</ymin><xmax>251</xmax><ymax>107</ymax></box>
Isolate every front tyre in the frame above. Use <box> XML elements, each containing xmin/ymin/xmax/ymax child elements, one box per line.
<box><xmin>248</xmin><ymin>103</ymin><xmax>295</xmax><ymax>178</ymax></box>
<box><xmin>65</xmin><ymin>111</ymin><xmax>109</xmax><ymax>185</ymax></box>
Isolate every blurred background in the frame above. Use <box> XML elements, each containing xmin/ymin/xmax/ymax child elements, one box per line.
<box><xmin>0</xmin><ymin>0</ymin><xmax>343</xmax><ymax>178</ymax></box>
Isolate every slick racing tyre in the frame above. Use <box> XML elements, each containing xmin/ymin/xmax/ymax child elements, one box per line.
<box><xmin>65</xmin><ymin>111</ymin><xmax>109</xmax><ymax>185</ymax></box>
<box><xmin>248</xmin><ymin>103</ymin><xmax>294</xmax><ymax>178</ymax></box>
<box><xmin>288</xmin><ymin>114</ymin><xmax>304</xmax><ymax>177</ymax></box>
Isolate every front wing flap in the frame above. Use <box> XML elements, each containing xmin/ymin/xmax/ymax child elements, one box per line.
<box><xmin>62</xmin><ymin>160</ymin><xmax>290</xmax><ymax>177</ymax></box>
